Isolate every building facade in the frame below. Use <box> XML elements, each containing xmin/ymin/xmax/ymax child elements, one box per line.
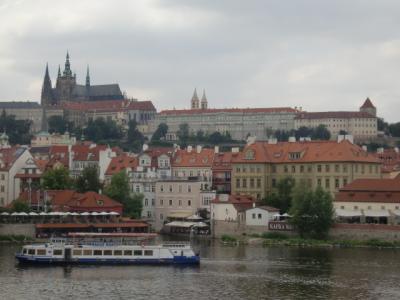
<box><xmin>231</xmin><ymin>139</ymin><xmax>382</xmax><ymax>200</ymax></box>
<box><xmin>154</xmin><ymin>90</ymin><xmax>299</xmax><ymax>141</ymax></box>
<box><xmin>294</xmin><ymin>98</ymin><xmax>378</xmax><ymax>140</ymax></box>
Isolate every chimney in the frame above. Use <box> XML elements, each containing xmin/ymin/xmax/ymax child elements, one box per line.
<box><xmin>214</xmin><ymin>145</ymin><xmax>219</xmax><ymax>154</ymax></box>
<box><xmin>187</xmin><ymin>145</ymin><xmax>193</xmax><ymax>153</ymax></box>
<box><xmin>252</xmin><ymin>202</ymin><xmax>256</xmax><ymax>208</ymax></box>
<box><xmin>231</xmin><ymin>147</ymin><xmax>239</xmax><ymax>153</ymax></box>
<box><xmin>377</xmin><ymin>147</ymin><xmax>384</xmax><ymax>154</ymax></box>
<box><xmin>196</xmin><ymin>145</ymin><xmax>202</xmax><ymax>153</ymax></box>
<box><xmin>142</xmin><ymin>144</ymin><xmax>149</xmax><ymax>151</ymax></box>
<box><xmin>268</xmin><ymin>138</ymin><xmax>277</xmax><ymax>144</ymax></box>
<box><xmin>362</xmin><ymin>145</ymin><xmax>368</xmax><ymax>152</ymax></box>
<box><xmin>395</xmin><ymin>147</ymin><xmax>399</xmax><ymax>153</ymax></box>
<box><xmin>219</xmin><ymin>194</ymin><xmax>229</xmax><ymax>202</ymax></box>
<box><xmin>288</xmin><ymin>137</ymin><xmax>296</xmax><ymax>143</ymax></box>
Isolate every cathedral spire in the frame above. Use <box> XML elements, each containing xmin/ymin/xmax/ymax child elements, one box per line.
<box><xmin>191</xmin><ymin>88</ymin><xmax>199</xmax><ymax>109</ymax></box>
<box><xmin>41</xmin><ymin>63</ymin><xmax>53</xmax><ymax>107</ymax></box>
<box><xmin>86</xmin><ymin>65</ymin><xmax>90</xmax><ymax>86</ymax></box>
<box><xmin>201</xmin><ymin>89</ymin><xmax>208</xmax><ymax>109</ymax></box>
<box><xmin>63</xmin><ymin>51</ymin><xmax>72</xmax><ymax>77</ymax></box>
<box><xmin>57</xmin><ymin>65</ymin><xmax>61</xmax><ymax>78</ymax></box>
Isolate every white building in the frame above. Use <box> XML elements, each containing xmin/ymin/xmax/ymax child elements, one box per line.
<box><xmin>245</xmin><ymin>206</ymin><xmax>279</xmax><ymax>227</ymax></box>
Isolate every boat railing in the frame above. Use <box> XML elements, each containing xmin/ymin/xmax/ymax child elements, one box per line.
<box><xmin>161</xmin><ymin>242</ymin><xmax>192</xmax><ymax>248</ymax></box>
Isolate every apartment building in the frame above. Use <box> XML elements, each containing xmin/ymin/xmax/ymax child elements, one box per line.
<box><xmin>231</xmin><ymin>139</ymin><xmax>381</xmax><ymax>200</ymax></box>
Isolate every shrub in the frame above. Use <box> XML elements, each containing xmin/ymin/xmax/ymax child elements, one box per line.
<box><xmin>221</xmin><ymin>234</ymin><xmax>237</xmax><ymax>243</ymax></box>
<box><xmin>261</xmin><ymin>232</ymin><xmax>289</xmax><ymax>240</ymax></box>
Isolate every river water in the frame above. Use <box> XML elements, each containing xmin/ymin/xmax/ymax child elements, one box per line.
<box><xmin>0</xmin><ymin>239</ymin><xmax>399</xmax><ymax>300</ymax></box>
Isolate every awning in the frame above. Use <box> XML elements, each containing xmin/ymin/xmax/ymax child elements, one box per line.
<box><xmin>335</xmin><ymin>209</ymin><xmax>362</xmax><ymax>217</ymax></box>
<box><xmin>167</xmin><ymin>211</ymin><xmax>193</xmax><ymax>219</ymax></box>
<box><xmin>364</xmin><ymin>210</ymin><xmax>390</xmax><ymax>217</ymax></box>
<box><xmin>187</xmin><ymin>214</ymin><xmax>203</xmax><ymax>220</ymax></box>
<box><xmin>164</xmin><ymin>221</ymin><xmax>197</xmax><ymax>228</ymax></box>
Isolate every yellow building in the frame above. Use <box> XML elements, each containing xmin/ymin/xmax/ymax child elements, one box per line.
<box><xmin>231</xmin><ymin>139</ymin><xmax>381</xmax><ymax>200</ymax></box>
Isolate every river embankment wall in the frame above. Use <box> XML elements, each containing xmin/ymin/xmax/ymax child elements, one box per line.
<box><xmin>212</xmin><ymin>221</ymin><xmax>400</xmax><ymax>241</ymax></box>
<box><xmin>0</xmin><ymin>224</ymin><xmax>36</xmax><ymax>238</ymax></box>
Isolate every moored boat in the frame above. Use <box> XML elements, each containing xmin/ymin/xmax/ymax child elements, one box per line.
<box><xmin>15</xmin><ymin>233</ymin><xmax>200</xmax><ymax>265</ymax></box>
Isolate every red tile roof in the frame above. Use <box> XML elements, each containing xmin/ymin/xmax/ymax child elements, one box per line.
<box><xmin>105</xmin><ymin>154</ymin><xmax>138</xmax><ymax>176</ymax></box>
<box><xmin>360</xmin><ymin>98</ymin><xmax>376</xmax><ymax>109</ymax></box>
<box><xmin>172</xmin><ymin>148</ymin><xmax>215</xmax><ymax>167</ymax></box>
<box><xmin>71</xmin><ymin>144</ymin><xmax>108</xmax><ymax>162</ymax></box>
<box><xmin>0</xmin><ymin>147</ymin><xmax>27</xmax><ymax>171</ymax></box>
<box><xmin>212</xmin><ymin>194</ymin><xmax>255</xmax><ymax>212</ymax></box>
<box><xmin>159</xmin><ymin>107</ymin><xmax>298</xmax><ymax>115</ymax></box>
<box><xmin>212</xmin><ymin>152</ymin><xmax>234</xmax><ymax>171</ymax></box>
<box><xmin>295</xmin><ymin>111</ymin><xmax>375</xmax><ymax>120</ymax></box>
<box><xmin>61</xmin><ymin>99</ymin><xmax>156</xmax><ymax>112</ymax></box>
<box><xmin>232</xmin><ymin>140</ymin><xmax>380</xmax><ymax>164</ymax></box>
<box><xmin>335</xmin><ymin>177</ymin><xmax>400</xmax><ymax>203</ymax></box>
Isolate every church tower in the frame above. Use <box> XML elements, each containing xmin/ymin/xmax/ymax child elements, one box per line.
<box><xmin>55</xmin><ymin>52</ymin><xmax>77</xmax><ymax>102</ymax></box>
<box><xmin>201</xmin><ymin>89</ymin><xmax>208</xmax><ymax>110</ymax></box>
<box><xmin>191</xmin><ymin>88</ymin><xmax>200</xmax><ymax>109</ymax></box>
<box><xmin>360</xmin><ymin>97</ymin><xmax>377</xmax><ymax>117</ymax></box>
<box><xmin>41</xmin><ymin>63</ymin><xmax>54</xmax><ymax>107</ymax></box>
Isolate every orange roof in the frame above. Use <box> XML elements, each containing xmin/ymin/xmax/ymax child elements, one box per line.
<box><xmin>232</xmin><ymin>140</ymin><xmax>380</xmax><ymax>164</ymax></box>
<box><xmin>72</xmin><ymin>191</ymin><xmax>123</xmax><ymax>209</ymax></box>
<box><xmin>172</xmin><ymin>148</ymin><xmax>215</xmax><ymax>167</ymax></box>
<box><xmin>159</xmin><ymin>107</ymin><xmax>298</xmax><ymax>115</ymax></box>
<box><xmin>71</xmin><ymin>144</ymin><xmax>108</xmax><ymax>161</ymax></box>
<box><xmin>212</xmin><ymin>152</ymin><xmax>234</xmax><ymax>171</ymax></box>
<box><xmin>105</xmin><ymin>154</ymin><xmax>138</xmax><ymax>176</ymax></box>
<box><xmin>340</xmin><ymin>178</ymin><xmax>400</xmax><ymax>192</ymax></box>
<box><xmin>360</xmin><ymin>98</ymin><xmax>376</xmax><ymax>109</ymax></box>
<box><xmin>0</xmin><ymin>147</ymin><xmax>26</xmax><ymax>171</ymax></box>
<box><xmin>34</xmin><ymin>159</ymin><xmax>49</xmax><ymax>172</ymax></box>
<box><xmin>36</xmin><ymin>222</ymin><xmax>148</xmax><ymax>229</ymax></box>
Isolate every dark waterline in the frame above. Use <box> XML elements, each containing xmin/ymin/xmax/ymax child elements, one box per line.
<box><xmin>0</xmin><ymin>239</ymin><xmax>399</xmax><ymax>300</ymax></box>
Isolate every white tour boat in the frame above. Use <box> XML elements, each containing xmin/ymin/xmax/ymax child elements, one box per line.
<box><xmin>15</xmin><ymin>233</ymin><xmax>200</xmax><ymax>265</ymax></box>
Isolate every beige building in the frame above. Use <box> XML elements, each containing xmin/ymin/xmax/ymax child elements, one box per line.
<box><xmin>294</xmin><ymin>98</ymin><xmax>378</xmax><ymax>141</ymax></box>
<box><xmin>154</xmin><ymin>90</ymin><xmax>299</xmax><ymax>141</ymax></box>
<box><xmin>231</xmin><ymin>139</ymin><xmax>382</xmax><ymax>200</ymax></box>
<box><xmin>31</xmin><ymin>132</ymin><xmax>76</xmax><ymax>147</ymax></box>
<box><xmin>154</xmin><ymin>178</ymin><xmax>202</xmax><ymax>231</ymax></box>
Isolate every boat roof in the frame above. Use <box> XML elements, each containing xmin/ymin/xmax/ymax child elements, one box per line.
<box><xmin>67</xmin><ymin>232</ymin><xmax>158</xmax><ymax>238</ymax></box>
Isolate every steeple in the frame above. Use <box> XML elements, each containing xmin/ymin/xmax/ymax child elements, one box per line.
<box><xmin>201</xmin><ymin>89</ymin><xmax>208</xmax><ymax>109</ymax></box>
<box><xmin>41</xmin><ymin>63</ymin><xmax>53</xmax><ymax>106</ymax></box>
<box><xmin>63</xmin><ymin>51</ymin><xmax>72</xmax><ymax>77</ymax></box>
<box><xmin>57</xmin><ymin>65</ymin><xmax>61</xmax><ymax>78</ymax></box>
<box><xmin>191</xmin><ymin>88</ymin><xmax>200</xmax><ymax>109</ymax></box>
<box><xmin>86</xmin><ymin>65</ymin><xmax>90</xmax><ymax>87</ymax></box>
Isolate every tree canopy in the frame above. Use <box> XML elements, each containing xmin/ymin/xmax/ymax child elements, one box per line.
<box><xmin>290</xmin><ymin>184</ymin><xmax>334</xmax><ymax>239</ymax></box>
<box><xmin>41</xmin><ymin>166</ymin><xmax>73</xmax><ymax>190</ymax></box>
<box><xmin>0</xmin><ymin>110</ymin><xmax>32</xmax><ymax>145</ymax></box>
<box><xmin>126</xmin><ymin>120</ymin><xmax>145</xmax><ymax>152</ymax></box>
<box><xmin>48</xmin><ymin>115</ymin><xmax>74</xmax><ymax>134</ymax></box>
<box><xmin>75</xmin><ymin>166</ymin><xmax>102</xmax><ymax>193</ymax></box>
<box><xmin>262</xmin><ymin>177</ymin><xmax>295</xmax><ymax>213</ymax></box>
<box><xmin>104</xmin><ymin>171</ymin><xmax>143</xmax><ymax>218</ymax></box>
<box><xmin>151</xmin><ymin>123</ymin><xmax>168</xmax><ymax>142</ymax></box>
<box><xmin>84</xmin><ymin>118</ymin><xmax>123</xmax><ymax>143</ymax></box>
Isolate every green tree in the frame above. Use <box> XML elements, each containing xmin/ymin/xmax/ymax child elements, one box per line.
<box><xmin>127</xmin><ymin>120</ymin><xmax>145</xmax><ymax>152</ymax></box>
<box><xmin>295</xmin><ymin>126</ymin><xmax>313</xmax><ymax>139</ymax></box>
<box><xmin>84</xmin><ymin>118</ymin><xmax>123</xmax><ymax>142</ymax></box>
<box><xmin>177</xmin><ymin>123</ymin><xmax>190</xmax><ymax>146</ymax></box>
<box><xmin>0</xmin><ymin>110</ymin><xmax>32</xmax><ymax>145</ymax></box>
<box><xmin>262</xmin><ymin>177</ymin><xmax>295</xmax><ymax>213</ymax></box>
<box><xmin>151</xmin><ymin>123</ymin><xmax>168</xmax><ymax>142</ymax></box>
<box><xmin>12</xmin><ymin>199</ymin><xmax>30</xmax><ymax>212</ymax></box>
<box><xmin>312</xmin><ymin>124</ymin><xmax>331</xmax><ymax>140</ymax></box>
<box><xmin>389</xmin><ymin>122</ymin><xmax>400</xmax><ymax>137</ymax></box>
<box><xmin>41</xmin><ymin>167</ymin><xmax>73</xmax><ymax>190</ymax></box>
<box><xmin>290</xmin><ymin>184</ymin><xmax>334</xmax><ymax>239</ymax></box>
<box><xmin>75</xmin><ymin>166</ymin><xmax>102</xmax><ymax>193</ymax></box>
<box><xmin>104</xmin><ymin>171</ymin><xmax>143</xmax><ymax>217</ymax></box>
<box><xmin>48</xmin><ymin>115</ymin><xmax>74</xmax><ymax>134</ymax></box>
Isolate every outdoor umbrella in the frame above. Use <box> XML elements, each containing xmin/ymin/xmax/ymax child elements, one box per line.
<box><xmin>187</xmin><ymin>214</ymin><xmax>203</xmax><ymax>221</ymax></box>
<box><xmin>109</xmin><ymin>212</ymin><xmax>119</xmax><ymax>215</ymax></box>
<box><xmin>1</xmin><ymin>212</ymin><xmax>9</xmax><ymax>216</ymax></box>
<box><xmin>29</xmin><ymin>212</ymin><xmax>39</xmax><ymax>216</ymax></box>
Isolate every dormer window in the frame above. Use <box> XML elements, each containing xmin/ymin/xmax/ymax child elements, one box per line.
<box><xmin>244</xmin><ymin>150</ymin><xmax>255</xmax><ymax>160</ymax></box>
<box><xmin>289</xmin><ymin>152</ymin><xmax>301</xmax><ymax>160</ymax></box>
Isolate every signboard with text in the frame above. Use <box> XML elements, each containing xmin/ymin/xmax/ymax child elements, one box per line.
<box><xmin>268</xmin><ymin>221</ymin><xmax>294</xmax><ymax>231</ymax></box>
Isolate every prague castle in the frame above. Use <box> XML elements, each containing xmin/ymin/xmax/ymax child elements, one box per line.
<box><xmin>41</xmin><ymin>53</ymin><xmax>123</xmax><ymax>106</ymax></box>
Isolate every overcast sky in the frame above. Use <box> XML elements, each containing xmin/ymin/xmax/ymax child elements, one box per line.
<box><xmin>1</xmin><ymin>0</ymin><xmax>400</xmax><ymax>121</ymax></box>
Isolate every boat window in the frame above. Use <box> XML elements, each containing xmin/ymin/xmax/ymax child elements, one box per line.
<box><xmin>28</xmin><ymin>249</ymin><xmax>35</xmax><ymax>255</ymax></box>
<box><xmin>73</xmin><ymin>249</ymin><xmax>82</xmax><ymax>256</ymax></box>
<box><xmin>144</xmin><ymin>250</ymin><xmax>153</xmax><ymax>256</ymax></box>
<box><xmin>83</xmin><ymin>250</ymin><xmax>92</xmax><ymax>256</ymax></box>
<box><xmin>114</xmin><ymin>250</ymin><xmax>123</xmax><ymax>256</ymax></box>
<box><xmin>53</xmin><ymin>249</ymin><xmax>63</xmax><ymax>256</ymax></box>
<box><xmin>93</xmin><ymin>250</ymin><xmax>102</xmax><ymax>256</ymax></box>
<box><xmin>103</xmin><ymin>250</ymin><xmax>112</xmax><ymax>256</ymax></box>
<box><xmin>133</xmin><ymin>250</ymin><xmax>142</xmax><ymax>256</ymax></box>
<box><xmin>23</xmin><ymin>248</ymin><xmax>27</xmax><ymax>254</ymax></box>
<box><xmin>124</xmin><ymin>250</ymin><xmax>133</xmax><ymax>256</ymax></box>
<box><xmin>37</xmin><ymin>249</ymin><xmax>46</xmax><ymax>255</ymax></box>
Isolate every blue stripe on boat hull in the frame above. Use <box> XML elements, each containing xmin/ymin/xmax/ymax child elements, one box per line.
<box><xmin>15</xmin><ymin>254</ymin><xmax>200</xmax><ymax>265</ymax></box>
